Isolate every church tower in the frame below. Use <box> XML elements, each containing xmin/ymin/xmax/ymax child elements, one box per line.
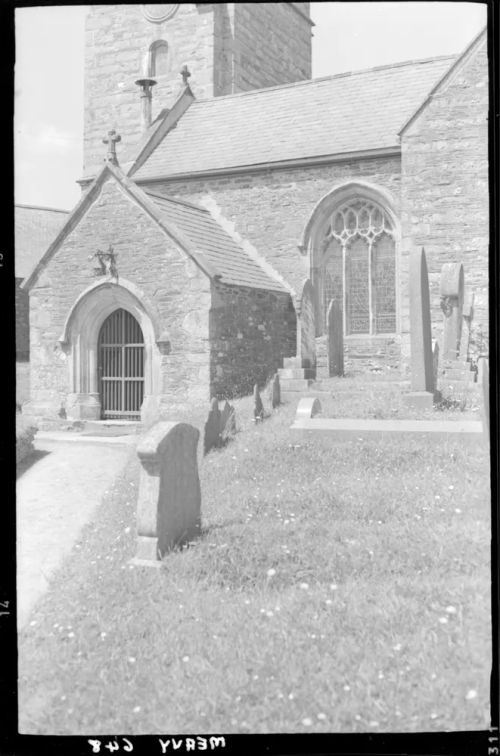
<box><xmin>83</xmin><ymin>3</ymin><xmax>313</xmax><ymax>177</ymax></box>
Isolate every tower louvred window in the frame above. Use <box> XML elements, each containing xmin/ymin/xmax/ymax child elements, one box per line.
<box><xmin>322</xmin><ymin>199</ymin><xmax>396</xmax><ymax>335</ymax></box>
<box><xmin>150</xmin><ymin>40</ymin><xmax>169</xmax><ymax>76</ymax></box>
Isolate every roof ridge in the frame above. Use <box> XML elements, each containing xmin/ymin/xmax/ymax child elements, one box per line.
<box><xmin>145</xmin><ymin>190</ymin><xmax>209</xmax><ymax>213</ymax></box>
<box><xmin>192</xmin><ymin>54</ymin><xmax>457</xmax><ymax>105</ymax></box>
<box><xmin>15</xmin><ymin>203</ymin><xmax>70</xmax><ymax>214</ymax></box>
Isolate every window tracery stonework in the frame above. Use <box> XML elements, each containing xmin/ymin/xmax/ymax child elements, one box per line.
<box><xmin>321</xmin><ymin>199</ymin><xmax>396</xmax><ymax>335</ymax></box>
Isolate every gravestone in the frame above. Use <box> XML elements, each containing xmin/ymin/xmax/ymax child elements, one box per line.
<box><xmin>296</xmin><ymin>396</ymin><xmax>321</xmax><ymax>419</ymax></box>
<box><xmin>253</xmin><ymin>383</ymin><xmax>264</xmax><ymax>421</ymax></box>
<box><xmin>204</xmin><ymin>397</ymin><xmax>221</xmax><ymax>455</ymax></box>
<box><xmin>440</xmin><ymin>263</ymin><xmax>464</xmax><ymax>360</ymax></box>
<box><xmin>327</xmin><ymin>298</ymin><xmax>344</xmax><ymax>377</ymax></box>
<box><xmin>459</xmin><ymin>291</ymin><xmax>474</xmax><ymax>359</ymax></box>
<box><xmin>404</xmin><ymin>247</ymin><xmax>434</xmax><ymax>408</ymax></box>
<box><xmin>270</xmin><ymin>373</ymin><xmax>281</xmax><ymax>408</ymax></box>
<box><xmin>297</xmin><ymin>279</ymin><xmax>316</xmax><ymax>370</ymax></box>
<box><xmin>220</xmin><ymin>400</ymin><xmax>236</xmax><ymax>442</ymax></box>
<box><xmin>132</xmin><ymin>422</ymin><xmax>201</xmax><ymax>566</ymax></box>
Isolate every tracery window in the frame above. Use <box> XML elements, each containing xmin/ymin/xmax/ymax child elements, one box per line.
<box><xmin>321</xmin><ymin>199</ymin><xmax>396</xmax><ymax>335</ymax></box>
<box><xmin>149</xmin><ymin>40</ymin><xmax>169</xmax><ymax>76</ymax></box>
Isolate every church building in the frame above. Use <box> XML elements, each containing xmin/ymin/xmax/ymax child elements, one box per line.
<box><xmin>21</xmin><ymin>4</ymin><xmax>488</xmax><ymax>425</ymax></box>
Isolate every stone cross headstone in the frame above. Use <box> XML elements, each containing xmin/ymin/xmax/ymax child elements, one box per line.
<box><xmin>440</xmin><ymin>263</ymin><xmax>464</xmax><ymax>360</ymax></box>
<box><xmin>405</xmin><ymin>247</ymin><xmax>434</xmax><ymax>408</ymax></box>
<box><xmin>253</xmin><ymin>383</ymin><xmax>264</xmax><ymax>421</ymax></box>
<box><xmin>219</xmin><ymin>400</ymin><xmax>236</xmax><ymax>442</ymax></box>
<box><xmin>204</xmin><ymin>397</ymin><xmax>221</xmax><ymax>455</ymax></box>
<box><xmin>297</xmin><ymin>279</ymin><xmax>316</xmax><ymax>370</ymax></box>
<box><xmin>132</xmin><ymin>421</ymin><xmax>201</xmax><ymax>566</ymax></box>
<box><xmin>327</xmin><ymin>298</ymin><xmax>344</xmax><ymax>377</ymax></box>
<box><xmin>270</xmin><ymin>373</ymin><xmax>281</xmax><ymax>408</ymax></box>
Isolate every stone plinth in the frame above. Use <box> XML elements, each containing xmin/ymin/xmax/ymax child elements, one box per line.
<box><xmin>132</xmin><ymin>421</ymin><xmax>201</xmax><ymax>567</ymax></box>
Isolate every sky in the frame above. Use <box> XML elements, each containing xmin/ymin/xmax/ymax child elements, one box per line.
<box><xmin>14</xmin><ymin>2</ymin><xmax>487</xmax><ymax>210</ymax></box>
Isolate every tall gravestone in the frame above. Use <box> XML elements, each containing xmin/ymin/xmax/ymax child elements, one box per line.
<box><xmin>297</xmin><ymin>279</ymin><xmax>316</xmax><ymax>370</ymax></box>
<box><xmin>404</xmin><ymin>247</ymin><xmax>435</xmax><ymax>408</ymax></box>
<box><xmin>219</xmin><ymin>400</ymin><xmax>236</xmax><ymax>442</ymax></box>
<box><xmin>459</xmin><ymin>291</ymin><xmax>474</xmax><ymax>359</ymax></box>
<box><xmin>132</xmin><ymin>422</ymin><xmax>201</xmax><ymax>566</ymax></box>
<box><xmin>440</xmin><ymin>263</ymin><xmax>464</xmax><ymax>360</ymax></box>
<box><xmin>327</xmin><ymin>298</ymin><xmax>344</xmax><ymax>377</ymax></box>
<box><xmin>270</xmin><ymin>373</ymin><xmax>281</xmax><ymax>408</ymax></box>
<box><xmin>253</xmin><ymin>383</ymin><xmax>264</xmax><ymax>421</ymax></box>
<box><xmin>204</xmin><ymin>397</ymin><xmax>221</xmax><ymax>455</ymax></box>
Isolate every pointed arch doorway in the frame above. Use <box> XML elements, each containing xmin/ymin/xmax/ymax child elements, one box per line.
<box><xmin>98</xmin><ymin>308</ymin><xmax>145</xmax><ymax>419</ymax></box>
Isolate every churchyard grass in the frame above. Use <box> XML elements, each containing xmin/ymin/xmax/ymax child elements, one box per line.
<box><xmin>18</xmin><ymin>386</ymin><xmax>490</xmax><ymax>734</ymax></box>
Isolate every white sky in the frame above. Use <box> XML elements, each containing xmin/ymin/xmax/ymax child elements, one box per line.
<box><xmin>14</xmin><ymin>2</ymin><xmax>487</xmax><ymax>210</ymax></box>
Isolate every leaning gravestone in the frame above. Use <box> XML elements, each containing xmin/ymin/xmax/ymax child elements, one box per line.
<box><xmin>297</xmin><ymin>279</ymin><xmax>316</xmax><ymax>370</ymax></box>
<box><xmin>327</xmin><ymin>298</ymin><xmax>344</xmax><ymax>377</ymax></box>
<box><xmin>254</xmin><ymin>383</ymin><xmax>264</xmax><ymax>421</ymax></box>
<box><xmin>440</xmin><ymin>263</ymin><xmax>464</xmax><ymax>360</ymax></box>
<box><xmin>204</xmin><ymin>397</ymin><xmax>221</xmax><ymax>455</ymax></box>
<box><xmin>270</xmin><ymin>373</ymin><xmax>281</xmax><ymax>408</ymax></box>
<box><xmin>220</xmin><ymin>400</ymin><xmax>236</xmax><ymax>442</ymax></box>
<box><xmin>404</xmin><ymin>247</ymin><xmax>435</xmax><ymax>408</ymax></box>
<box><xmin>132</xmin><ymin>422</ymin><xmax>201</xmax><ymax>566</ymax></box>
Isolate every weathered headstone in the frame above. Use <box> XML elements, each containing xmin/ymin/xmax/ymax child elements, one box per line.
<box><xmin>459</xmin><ymin>290</ymin><xmax>474</xmax><ymax>359</ymax></box>
<box><xmin>440</xmin><ymin>263</ymin><xmax>464</xmax><ymax>360</ymax></box>
<box><xmin>253</xmin><ymin>383</ymin><xmax>264</xmax><ymax>421</ymax></box>
<box><xmin>327</xmin><ymin>298</ymin><xmax>344</xmax><ymax>377</ymax></box>
<box><xmin>204</xmin><ymin>397</ymin><xmax>221</xmax><ymax>455</ymax></box>
<box><xmin>219</xmin><ymin>400</ymin><xmax>236</xmax><ymax>442</ymax></box>
<box><xmin>270</xmin><ymin>373</ymin><xmax>281</xmax><ymax>408</ymax></box>
<box><xmin>297</xmin><ymin>279</ymin><xmax>316</xmax><ymax>370</ymax></box>
<box><xmin>296</xmin><ymin>396</ymin><xmax>321</xmax><ymax>419</ymax></box>
<box><xmin>132</xmin><ymin>422</ymin><xmax>201</xmax><ymax>566</ymax></box>
<box><xmin>404</xmin><ymin>247</ymin><xmax>434</xmax><ymax>408</ymax></box>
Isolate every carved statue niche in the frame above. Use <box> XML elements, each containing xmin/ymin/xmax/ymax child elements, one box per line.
<box><xmin>92</xmin><ymin>245</ymin><xmax>118</xmax><ymax>278</ymax></box>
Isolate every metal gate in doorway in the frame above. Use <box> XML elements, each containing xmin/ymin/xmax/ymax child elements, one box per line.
<box><xmin>98</xmin><ymin>308</ymin><xmax>144</xmax><ymax>419</ymax></box>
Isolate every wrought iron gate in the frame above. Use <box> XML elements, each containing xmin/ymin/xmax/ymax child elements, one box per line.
<box><xmin>98</xmin><ymin>308</ymin><xmax>144</xmax><ymax>420</ymax></box>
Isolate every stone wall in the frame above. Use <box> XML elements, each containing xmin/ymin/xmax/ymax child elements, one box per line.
<box><xmin>400</xmin><ymin>34</ymin><xmax>488</xmax><ymax>366</ymax></box>
<box><xmin>25</xmin><ymin>176</ymin><xmax>212</xmax><ymax>422</ymax></box>
<box><xmin>210</xmin><ymin>281</ymin><xmax>296</xmax><ymax>398</ymax></box>
<box><xmin>84</xmin><ymin>3</ymin><xmax>312</xmax><ymax>177</ymax></box>
<box><xmin>16</xmin><ymin>278</ymin><xmax>29</xmax><ymax>359</ymax></box>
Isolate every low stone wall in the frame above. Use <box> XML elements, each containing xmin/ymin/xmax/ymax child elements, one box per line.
<box><xmin>210</xmin><ymin>282</ymin><xmax>296</xmax><ymax>398</ymax></box>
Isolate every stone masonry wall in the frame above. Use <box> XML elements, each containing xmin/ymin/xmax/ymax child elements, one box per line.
<box><xmin>230</xmin><ymin>3</ymin><xmax>311</xmax><ymax>93</ymax></box>
<box><xmin>210</xmin><ymin>281</ymin><xmax>296</xmax><ymax>398</ymax></box>
<box><xmin>400</xmin><ymin>35</ymin><xmax>489</xmax><ymax>367</ymax></box>
<box><xmin>84</xmin><ymin>4</ymin><xmax>312</xmax><ymax>177</ymax></box>
<box><xmin>16</xmin><ymin>278</ymin><xmax>29</xmax><ymax>359</ymax></box>
<box><xmin>26</xmin><ymin>177</ymin><xmax>212</xmax><ymax>421</ymax></box>
<box><xmin>140</xmin><ymin>154</ymin><xmax>403</xmax><ymax>367</ymax></box>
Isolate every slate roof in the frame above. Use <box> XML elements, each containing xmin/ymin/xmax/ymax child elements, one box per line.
<box><xmin>15</xmin><ymin>204</ymin><xmax>69</xmax><ymax>279</ymax></box>
<box><xmin>133</xmin><ymin>55</ymin><xmax>455</xmax><ymax>180</ymax></box>
<box><xmin>146</xmin><ymin>191</ymin><xmax>288</xmax><ymax>292</ymax></box>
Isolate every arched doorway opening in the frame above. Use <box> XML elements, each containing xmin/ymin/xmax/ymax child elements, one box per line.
<box><xmin>98</xmin><ymin>308</ymin><xmax>145</xmax><ymax>419</ymax></box>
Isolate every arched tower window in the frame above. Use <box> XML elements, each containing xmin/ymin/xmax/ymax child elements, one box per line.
<box><xmin>321</xmin><ymin>199</ymin><xmax>396</xmax><ymax>335</ymax></box>
<box><xmin>149</xmin><ymin>40</ymin><xmax>169</xmax><ymax>77</ymax></box>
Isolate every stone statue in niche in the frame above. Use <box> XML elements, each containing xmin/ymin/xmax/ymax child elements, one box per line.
<box><xmin>93</xmin><ymin>245</ymin><xmax>118</xmax><ymax>278</ymax></box>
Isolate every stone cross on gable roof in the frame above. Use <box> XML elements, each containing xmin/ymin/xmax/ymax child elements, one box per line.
<box><xmin>180</xmin><ymin>65</ymin><xmax>191</xmax><ymax>86</ymax></box>
<box><xmin>103</xmin><ymin>129</ymin><xmax>121</xmax><ymax>165</ymax></box>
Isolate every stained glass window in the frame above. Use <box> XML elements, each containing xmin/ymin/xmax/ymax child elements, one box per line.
<box><xmin>321</xmin><ymin>199</ymin><xmax>396</xmax><ymax>335</ymax></box>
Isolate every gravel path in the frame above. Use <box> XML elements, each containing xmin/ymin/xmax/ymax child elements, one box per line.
<box><xmin>17</xmin><ymin>435</ymin><xmax>134</xmax><ymax>629</ymax></box>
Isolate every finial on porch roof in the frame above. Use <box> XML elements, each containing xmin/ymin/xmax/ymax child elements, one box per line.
<box><xmin>103</xmin><ymin>129</ymin><xmax>121</xmax><ymax>165</ymax></box>
<box><xmin>180</xmin><ymin>64</ymin><xmax>191</xmax><ymax>86</ymax></box>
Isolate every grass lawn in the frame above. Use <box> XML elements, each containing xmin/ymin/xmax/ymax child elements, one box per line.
<box><xmin>18</xmin><ymin>383</ymin><xmax>491</xmax><ymax>735</ymax></box>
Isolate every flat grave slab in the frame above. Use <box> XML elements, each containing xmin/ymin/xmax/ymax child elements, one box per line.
<box><xmin>290</xmin><ymin>417</ymin><xmax>484</xmax><ymax>442</ymax></box>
